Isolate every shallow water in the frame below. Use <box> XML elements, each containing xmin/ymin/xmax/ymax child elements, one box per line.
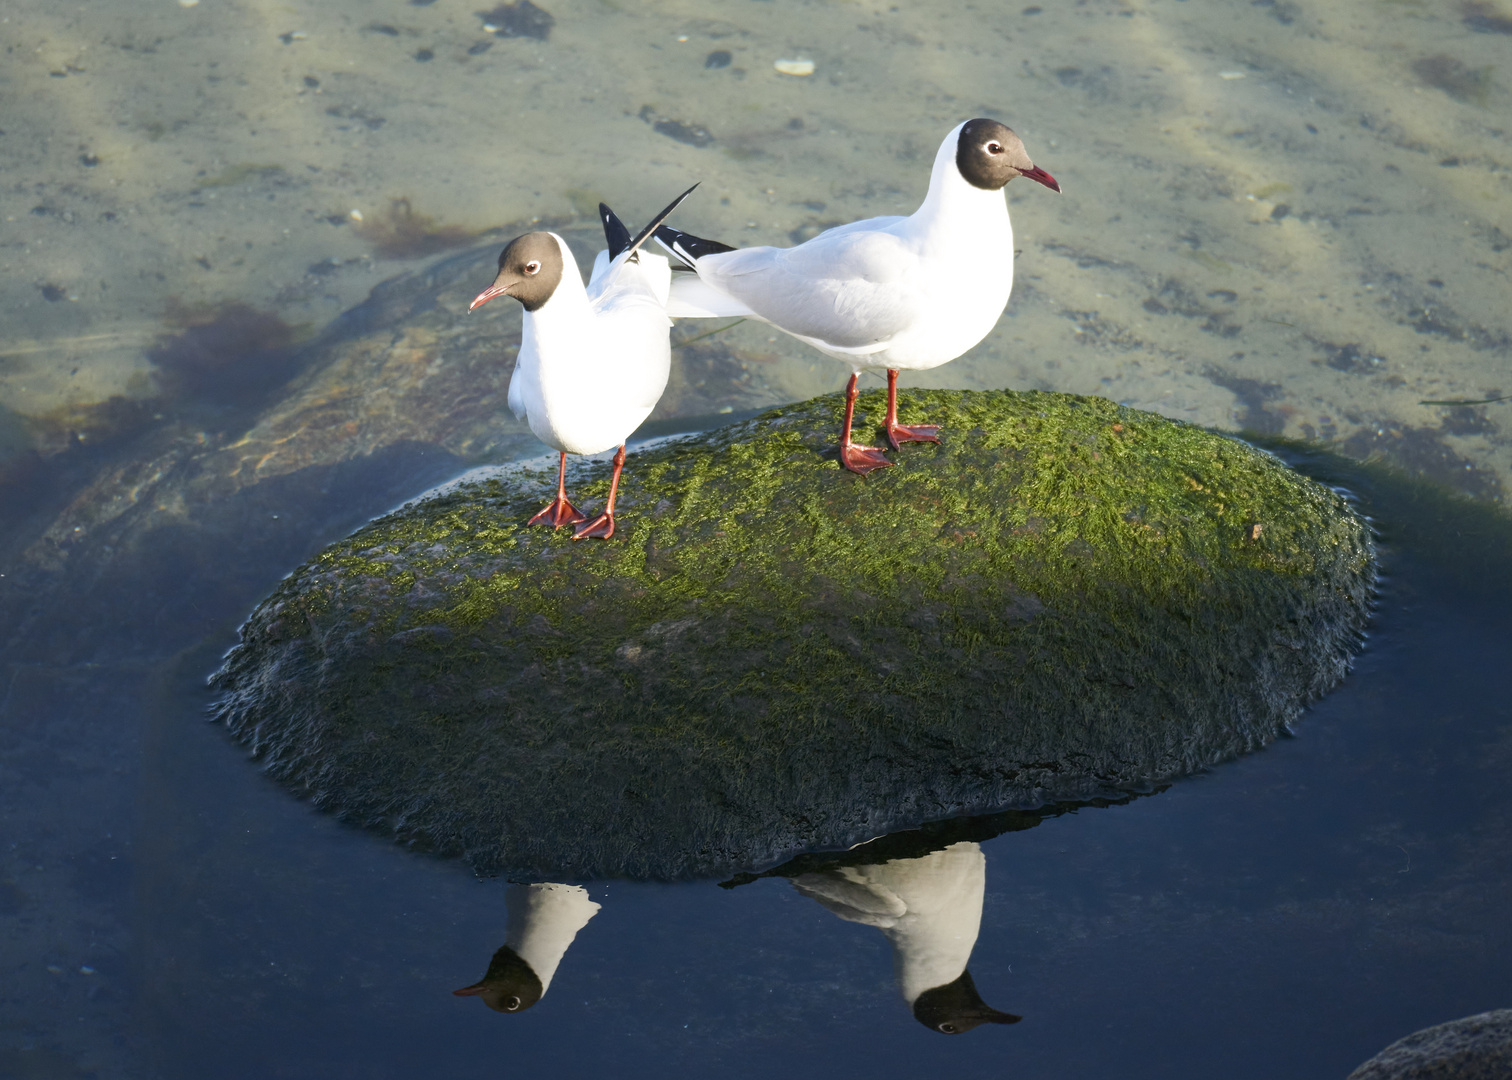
<box><xmin>3</xmin><ymin>0</ymin><xmax>1511</xmax><ymax>1076</ymax></box>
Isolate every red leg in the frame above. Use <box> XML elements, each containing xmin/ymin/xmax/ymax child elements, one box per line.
<box><xmin>839</xmin><ymin>373</ymin><xmax>893</xmax><ymax>475</ymax></box>
<box><xmin>573</xmin><ymin>444</ymin><xmax>626</xmax><ymax>540</ymax></box>
<box><xmin>528</xmin><ymin>451</ymin><xmax>589</xmax><ymax>528</ymax></box>
<box><xmin>884</xmin><ymin>369</ymin><xmax>941</xmax><ymax>451</ymax></box>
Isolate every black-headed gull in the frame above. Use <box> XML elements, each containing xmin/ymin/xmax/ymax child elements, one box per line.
<box><xmin>656</xmin><ymin>120</ymin><xmax>1059</xmax><ymax>475</ymax></box>
<box><xmin>453</xmin><ymin>883</ymin><xmax>601</xmax><ymax>1013</ymax></box>
<box><xmin>791</xmin><ymin>841</ymin><xmax>1020</xmax><ymax>1033</ymax></box>
<box><xmin>470</xmin><ymin>184</ymin><xmax>697</xmax><ymax>538</ymax></box>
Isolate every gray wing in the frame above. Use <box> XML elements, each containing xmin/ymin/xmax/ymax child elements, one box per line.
<box><xmin>696</xmin><ymin>228</ymin><xmax>921</xmax><ymax>350</ymax></box>
<box><xmin>791</xmin><ymin>869</ymin><xmax>907</xmax><ymax>928</ymax></box>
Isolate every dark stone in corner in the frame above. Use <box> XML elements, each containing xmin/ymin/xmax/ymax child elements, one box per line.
<box><xmin>1348</xmin><ymin>1009</ymin><xmax>1512</xmax><ymax>1080</ymax></box>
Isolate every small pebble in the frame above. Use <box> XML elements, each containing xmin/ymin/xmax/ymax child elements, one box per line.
<box><xmin>705</xmin><ymin>50</ymin><xmax>732</xmax><ymax>69</ymax></box>
<box><xmin>774</xmin><ymin>58</ymin><xmax>815</xmax><ymax>76</ymax></box>
<box><xmin>179</xmin><ymin>0</ymin><xmax>199</xmax><ymax>7</ymax></box>
<box><xmin>1219</xmin><ymin>71</ymin><xmax>1246</xmax><ymax>80</ymax></box>
<box><xmin>349</xmin><ymin>208</ymin><xmax>364</xmax><ymax>222</ymax></box>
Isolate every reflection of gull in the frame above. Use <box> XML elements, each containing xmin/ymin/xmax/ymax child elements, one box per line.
<box><xmin>791</xmin><ymin>840</ymin><xmax>1020</xmax><ymax>1034</ymax></box>
<box><xmin>453</xmin><ymin>883</ymin><xmax>600</xmax><ymax>1013</ymax></box>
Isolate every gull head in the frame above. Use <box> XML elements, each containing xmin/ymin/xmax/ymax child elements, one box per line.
<box><xmin>470</xmin><ymin>232</ymin><xmax>565</xmax><ymax>312</ymax></box>
<box><xmin>955</xmin><ymin>118</ymin><xmax>1061</xmax><ymax>194</ymax></box>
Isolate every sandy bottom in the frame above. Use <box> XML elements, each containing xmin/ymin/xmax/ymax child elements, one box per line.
<box><xmin>1</xmin><ymin>0</ymin><xmax>1509</xmax><ymax>500</ymax></box>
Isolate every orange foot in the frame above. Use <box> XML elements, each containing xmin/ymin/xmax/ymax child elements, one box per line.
<box><xmin>840</xmin><ymin>441</ymin><xmax>894</xmax><ymax>475</ymax></box>
<box><xmin>885</xmin><ymin>421</ymin><xmax>941</xmax><ymax>452</ymax></box>
<box><xmin>572</xmin><ymin>512</ymin><xmax>615</xmax><ymax>540</ymax></box>
<box><xmin>529</xmin><ymin>497</ymin><xmax>588</xmax><ymax>528</ymax></box>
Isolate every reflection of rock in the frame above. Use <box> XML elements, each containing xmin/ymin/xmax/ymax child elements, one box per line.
<box><xmin>792</xmin><ymin>842</ymin><xmax>1018</xmax><ymax>1034</ymax></box>
<box><xmin>1348</xmin><ymin>1009</ymin><xmax>1512</xmax><ymax>1080</ymax></box>
<box><xmin>453</xmin><ymin>883</ymin><xmax>599</xmax><ymax>1013</ymax></box>
<box><xmin>209</xmin><ymin>389</ymin><xmax>1375</xmax><ymax>879</ymax></box>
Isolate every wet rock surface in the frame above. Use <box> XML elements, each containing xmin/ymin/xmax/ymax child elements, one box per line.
<box><xmin>0</xmin><ymin>224</ymin><xmax>768</xmax><ymax>666</ymax></box>
<box><xmin>210</xmin><ymin>389</ymin><xmax>1375</xmax><ymax>879</ymax></box>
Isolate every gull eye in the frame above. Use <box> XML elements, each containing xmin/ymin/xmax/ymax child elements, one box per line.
<box><xmin>504</xmin><ymin>996</ymin><xmax>522</xmax><ymax>1011</ymax></box>
<box><xmin>524</xmin><ymin>261</ymin><xmax>541</xmax><ymax>275</ymax></box>
<box><xmin>986</xmin><ymin>142</ymin><xmax>1003</xmax><ymax>155</ymax></box>
<box><xmin>939</xmin><ymin>1022</ymin><xmax>957</xmax><ymax>1033</ymax></box>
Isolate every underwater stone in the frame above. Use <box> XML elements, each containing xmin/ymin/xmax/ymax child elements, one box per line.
<box><xmin>209</xmin><ymin>389</ymin><xmax>1375</xmax><ymax>879</ymax></box>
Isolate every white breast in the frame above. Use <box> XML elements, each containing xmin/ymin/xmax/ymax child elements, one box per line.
<box><xmin>511</xmin><ymin>234</ymin><xmax>672</xmax><ymax>456</ymax></box>
<box><xmin>504</xmin><ymin>882</ymin><xmax>601</xmax><ymax>993</ymax></box>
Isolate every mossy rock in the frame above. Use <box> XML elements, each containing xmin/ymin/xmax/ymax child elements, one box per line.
<box><xmin>210</xmin><ymin>388</ymin><xmax>1374</xmax><ymax>879</ymax></box>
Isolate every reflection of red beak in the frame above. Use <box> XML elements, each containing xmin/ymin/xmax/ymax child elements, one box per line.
<box><xmin>1019</xmin><ymin>165</ymin><xmax>1061</xmax><ymax>194</ymax></box>
<box><xmin>469</xmin><ymin>282</ymin><xmax>512</xmax><ymax>311</ymax></box>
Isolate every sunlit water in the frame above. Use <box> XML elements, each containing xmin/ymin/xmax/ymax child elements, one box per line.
<box><xmin>2</xmin><ymin>0</ymin><xmax>1510</xmax><ymax>1076</ymax></box>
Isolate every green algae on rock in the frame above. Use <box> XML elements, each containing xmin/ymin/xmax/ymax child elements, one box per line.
<box><xmin>209</xmin><ymin>388</ymin><xmax>1374</xmax><ymax>880</ymax></box>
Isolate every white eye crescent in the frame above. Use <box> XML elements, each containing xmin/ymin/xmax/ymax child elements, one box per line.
<box><xmin>524</xmin><ymin>261</ymin><xmax>541</xmax><ymax>275</ymax></box>
<box><xmin>986</xmin><ymin>142</ymin><xmax>1003</xmax><ymax>154</ymax></box>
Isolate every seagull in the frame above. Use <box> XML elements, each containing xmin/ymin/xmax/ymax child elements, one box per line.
<box><xmin>453</xmin><ymin>883</ymin><xmax>601</xmax><ymax>1013</ymax></box>
<box><xmin>790</xmin><ymin>841</ymin><xmax>1020</xmax><ymax>1033</ymax></box>
<box><xmin>470</xmin><ymin>183</ymin><xmax>697</xmax><ymax>539</ymax></box>
<box><xmin>655</xmin><ymin>119</ymin><xmax>1059</xmax><ymax>474</ymax></box>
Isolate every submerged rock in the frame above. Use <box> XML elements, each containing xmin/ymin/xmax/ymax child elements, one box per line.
<box><xmin>210</xmin><ymin>389</ymin><xmax>1375</xmax><ymax>879</ymax></box>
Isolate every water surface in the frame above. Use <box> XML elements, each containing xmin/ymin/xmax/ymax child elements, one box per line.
<box><xmin>3</xmin><ymin>0</ymin><xmax>1511</xmax><ymax>1076</ymax></box>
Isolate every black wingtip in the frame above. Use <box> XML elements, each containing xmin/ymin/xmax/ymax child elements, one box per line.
<box><xmin>623</xmin><ymin>182</ymin><xmax>701</xmax><ymax>260</ymax></box>
<box><xmin>600</xmin><ymin>203</ymin><xmax>634</xmax><ymax>261</ymax></box>
<box><xmin>654</xmin><ymin>223</ymin><xmax>737</xmax><ymax>264</ymax></box>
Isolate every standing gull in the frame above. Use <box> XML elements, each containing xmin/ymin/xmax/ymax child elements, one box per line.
<box><xmin>470</xmin><ymin>184</ymin><xmax>697</xmax><ymax>538</ymax></box>
<box><xmin>656</xmin><ymin>119</ymin><xmax>1059</xmax><ymax>474</ymax></box>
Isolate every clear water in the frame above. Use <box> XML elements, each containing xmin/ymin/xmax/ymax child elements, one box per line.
<box><xmin>2</xmin><ymin>1</ymin><xmax>1510</xmax><ymax>1077</ymax></box>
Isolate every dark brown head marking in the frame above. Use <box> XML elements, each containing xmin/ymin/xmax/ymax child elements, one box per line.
<box><xmin>451</xmin><ymin>945</ymin><xmax>545</xmax><ymax>1014</ymax></box>
<box><xmin>954</xmin><ymin>118</ymin><xmax>1060</xmax><ymax>194</ymax></box>
<box><xmin>470</xmin><ymin>232</ymin><xmax>565</xmax><ymax>312</ymax></box>
<box><xmin>911</xmin><ymin>970</ymin><xmax>1022</xmax><ymax>1035</ymax></box>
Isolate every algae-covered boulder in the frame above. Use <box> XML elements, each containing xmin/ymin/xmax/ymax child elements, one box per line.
<box><xmin>210</xmin><ymin>388</ymin><xmax>1374</xmax><ymax>879</ymax></box>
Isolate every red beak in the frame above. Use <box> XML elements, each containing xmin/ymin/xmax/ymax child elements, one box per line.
<box><xmin>469</xmin><ymin>282</ymin><xmax>512</xmax><ymax>311</ymax></box>
<box><xmin>1019</xmin><ymin>165</ymin><xmax>1061</xmax><ymax>194</ymax></box>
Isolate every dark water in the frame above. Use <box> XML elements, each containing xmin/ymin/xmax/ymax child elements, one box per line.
<box><xmin>3</xmin><ymin>437</ymin><xmax>1509</xmax><ymax>1080</ymax></box>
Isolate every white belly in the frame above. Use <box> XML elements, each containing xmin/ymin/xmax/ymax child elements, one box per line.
<box><xmin>871</xmin><ymin>265</ymin><xmax>1013</xmax><ymax>371</ymax></box>
<box><xmin>515</xmin><ymin>303</ymin><xmax>671</xmax><ymax>456</ymax></box>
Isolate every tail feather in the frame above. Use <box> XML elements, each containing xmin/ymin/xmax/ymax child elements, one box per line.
<box><xmin>666</xmin><ymin>272</ymin><xmax>756</xmax><ymax>319</ymax></box>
